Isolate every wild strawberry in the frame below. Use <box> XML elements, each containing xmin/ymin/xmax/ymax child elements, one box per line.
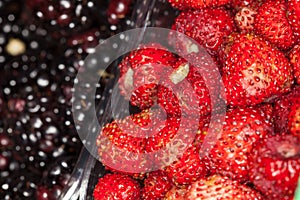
<box><xmin>287</xmin><ymin>0</ymin><xmax>300</xmax><ymax>40</ymax></box>
<box><xmin>120</xmin><ymin>45</ymin><xmax>221</xmax><ymax>118</ymax></box>
<box><xmin>164</xmin><ymin>186</ymin><xmax>188</xmax><ymax>200</ymax></box>
<box><xmin>141</xmin><ymin>170</ymin><xmax>173</xmax><ymax>200</ymax></box>
<box><xmin>118</xmin><ymin>43</ymin><xmax>177</xmax><ymax>109</ymax></box>
<box><xmin>206</xmin><ymin>105</ymin><xmax>273</xmax><ymax>182</ymax></box>
<box><xmin>185</xmin><ymin>175</ymin><xmax>264</xmax><ymax>199</ymax></box>
<box><xmin>194</xmin><ymin>114</ymin><xmax>211</xmax><ymax>145</ymax></box>
<box><xmin>96</xmin><ymin>109</ymin><xmax>150</xmax><ymax>176</ymax></box>
<box><xmin>144</xmin><ymin>114</ymin><xmax>182</xmax><ymax>153</ymax></box>
<box><xmin>289</xmin><ymin>44</ymin><xmax>300</xmax><ymax>84</ymax></box>
<box><xmin>288</xmin><ymin>104</ymin><xmax>300</xmax><ymax>137</ymax></box>
<box><xmin>231</xmin><ymin>0</ymin><xmax>254</xmax><ymax>10</ymax></box>
<box><xmin>274</xmin><ymin>86</ymin><xmax>300</xmax><ymax>136</ymax></box>
<box><xmin>97</xmin><ymin>107</ymin><xmax>200</xmax><ymax>175</ymax></box>
<box><xmin>164</xmin><ymin>144</ymin><xmax>207</xmax><ymax>187</ymax></box>
<box><xmin>254</xmin><ymin>0</ymin><xmax>296</xmax><ymax>50</ymax></box>
<box><xmin>171</xmin><ymin>8</ymin><xmax>235</xmax><ymax>53</ymax></box>
<box><xmin>220</xmin><ymin>33</ymin><xmax>293</xmax><ymax>107</ymax></box>
<box><xmin>249</xmin><ymin>134</ymin><xmax>300</xmax><ymax>200</ymax></box>
<box><xmin>156</xmin><ymin>58</ymin><xmax>219</xmax><ymax>118</ymax></box>
<box><xmin>234</xmin><ymin>6</ymin><xmax>257</xmax><ymax>33</ymax></box>
<box><xmin>93</xmin><ymin>173</ymin><xmax>141</xmax><ymax>200</ymax></box>
<box><xmin>147</xmin><ymin>114</ymin><xmax>201</xmax><ymax>171</ymax></box>
<box><xmin>167</xmin><ymin>0</ymin><xmax>230</xmax><ymax>10</ymax></box>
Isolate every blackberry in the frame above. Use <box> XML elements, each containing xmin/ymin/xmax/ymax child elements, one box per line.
<box><xmin>0</xmin><ymin>170</ymin><xmax>40</xmax><ymax>199</ymax></box>
<box><xmin>0</xmin><ymin>20</ymin><xmax>55</xmax><ymax>66</ymax></box>
<box><xmin>35</xmin><ymin>156</ymin><xmax>77</xmax><ymax>199</ymax></box>
<box><xmin>25</xmin><ymin>0</ymin><xmax>110</xmax><ymax>37</ymax></box>
<box><xmin>0</xmin><ymin>0</ymin><xmax>24</xmax><ymax>23</ymax></box>
<box><xmin>0</xmin><ymin>49</ymin><xmax>82</xmax><ymax>198</ymax></box>
<box><xmin>107</xmin><ymin>0</ymin><xmax>134</xmax><ymax>25</ymax></box>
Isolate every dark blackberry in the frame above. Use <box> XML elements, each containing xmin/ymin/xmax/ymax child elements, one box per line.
<box><xmin>0</xmin><ymin>170</ymin><xmax>40</xmax><ymax>199</ymax></box>
<box><xmin>0</xmin><ymin>20</ymin><xmax>55</xmax><ymax>66</ymax></box>
<box><xmin>0</xmin><ymin>50</ymin><xmax>83</xmax><ymax>197</ymax></box>
<box><xmin>25</xmin><ymin>0</ymin><xmax>110</xmax><ymax>37</ymax></box>
<box><xmin>0</xmin><ymin>0</ymin><xmax>24</xmax><ymax>23</ymax></box>
<box><xmin>107</xmin><ymin>0</ymin><xmax>134</xmax><ymax>24</ymax></box>
<box><xmin>35</xmin><ymin>156</ymin><xmax>77</xmax><ymax>199</ymax></box>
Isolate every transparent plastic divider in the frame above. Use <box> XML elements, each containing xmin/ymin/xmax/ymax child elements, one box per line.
<box><xmin>58</xmin><ymin>0</ymin><xmax>158</xmax><ymax>199</ymax></box>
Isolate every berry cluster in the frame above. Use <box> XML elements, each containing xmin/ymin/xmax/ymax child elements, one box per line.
<box><xmin>0</xmin><ymin>0</ymin><xmax>135</xmax><ymax>199</ymax></box>
<box><xmin>93</xmin><ymin>0</ymin><xmax>300</xmax><ymax>199</ymax></box>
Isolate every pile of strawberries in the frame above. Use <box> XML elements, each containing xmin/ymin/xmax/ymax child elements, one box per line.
<box><xmin>93</xmin><ymin>0</ymin><xmax>300</xmax><ymax>199</ymax></box>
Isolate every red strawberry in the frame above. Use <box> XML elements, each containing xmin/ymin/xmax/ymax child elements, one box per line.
<box><xmin>185</xmin><ymin>175</ymin><xmax>264</xmax><ymax>199</ymax></box>
<box><xmin>231</xmin><ymin>0</ymin><xmax>254</xmax><ymax>10</ymax></box>
<box><xmin>220</xmin><ymin>33</ymin><xmax>293</xmax><ymax>107</ymax></box>
<box><xmin>118</xmin><ymin>43</ymin><xmax>177</xmax><ymax>109</ymax></box>
<box><xmin>156</xmin><ymin>58</ymin><xmax>219</xmax><ymax>118</ymax></box>
<box><xmin>93</xmin><ymin>173</ymin><xmax>141</xmax><ymax>200</ymax></box>
<box><xmin>171</xmin><ymin>8</ymin><xmax>235</xmax><ymax>53</ymax></box>
<box><xmin>234</xmin><ymin>6</ymin><xmax>257</xmax><ymax>33</ymax></box>
<box><xmin>288</xmin><ymin>104</ymin><xmax>300</xmax><ymax>137</ymax></box>
<box><xmin>287</xmin><ymin>0</ymin><xmax>300</xmax><ymax>40</ymax></box>
<box><xmin>164</xmin><ymin>144</ymin><xmax>207</xmax><ymax>187</ymax></box>
<box><xmin>97</xmin><ymin>108</ymin><xmax>179</xmax><ymax>176</ymax></box>
<box><xmin>97</xmin><ymin>107</ymin><xmax>200</xmax><ymax>175</ymax></box>
<box><xmin>249</xmin><ymin>134</ymin><xmax>300</xmax><ymax>200</ymax></box>
<box><xmin>167</xmin><ymin>0</ymin><xmax>230</xmax><ymax>10</ymax></box>
<box><xmin>147</xmin><ymin>114</ymin><xmax>201</xmax><ymax>171</ymax></box>
<box><xmin>96</xmin><ymin>109</ymin><xmax>150</xmax><ymax>176</ymax></box>
<box><xmin>119</xmin><ymin>43</ymin><xmax>222</xmax><ymax>118</ymax></box>
<box><xmin>141</xmin><ymin>170</ymin><xmax>173</xmax><ymax>200</ymax></box>
<box><xmin>164</xmin><ymin>186</ymin><xmax>188</xmax><ymax>200</ymax></box>
<box><xmin>206</xmin><ymin>105</ymin><xmax>273</xmax><ymax>182</ymax></box>
<box><xmin>274</xmin><ymin>86</ymin><xmax>300</xmax><ymax>136</ymax></box>
<box><xmin>289</xmin><ymin>44</ymin><xmax>300</xmax><ymax>84</ymax></box>
<box><xmin>144</xmin><ymin>114</ymin><xmax>182</xmax><ymax>153</ymax></box>
<box><xmin>254</xmin><ymin>0</ymin><xmax>296</xmax><ymax>50</ymax></box>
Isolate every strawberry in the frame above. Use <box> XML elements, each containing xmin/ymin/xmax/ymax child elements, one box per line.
<box><xmin>141</xmin><ymin>170</ymin><xmax>173</xmax><ymax>200</ymax></box>
<box><xmin>274</xmin><ymin>86</ymin><xmax>300</xmax><ymax>136</ymax></box>
<box><xmin>144</xmin><ymin>114</ymin><xmax>182</xmax><ymax>153</ymax></box>
<box><xmin>156</xmin><ymin>58</ymin><xmax>219</xmax><ymax>118</ymax></box>
<box><xmin>185</xmin><ymin>175</ymin><xmax>264</xmax><ymax>199</ymax></box>
<box><xmin>206</xmin><ymin>105</ymin><xmax>273</xmax><ymax>182</ymax></box>
<box><xmin>220</xmin><ymin>33</ymin><xmax>293</xmax><ymax>107</ymax></box>
<box><xmin>118</xmin><ymin>43</ymin><xmax>177</xmax><ymax>109</ymax></box>
<box><xmin>96</xmin><ymin>109</ymin><xmax>151</xmax><ymax>176</ymax></box>
<box><xmin>234</xmin><ymin>6</ymin><xmax>257</xmax><ymax>33</ymax></box>
<box><xmin>249</xmin><ymin>134</ymin><xmax>300</xmax><ymax>200</ymax></box>
<box><xmin>93</xmin><ymin>173</ymin><xmax>141</xmax><ymax>200</ymax></box>
<box><xmin>171</xmin><ymin>8</ymin><xmax>235</xmax><ymax>53</ymax></box>
<box><xmin>288</xmin><ymin>104</ymin><xmax>300</xmax><ymax>137</ymax></box>
<box><xmin>167</xmin><ymin>0</ymin><xmax>230</xmax><ymax>10</ymax></box>
<box><xmin>287</xmin><ymin>0</ymin><xmax>300</xmax><ymax>40</ymax></box>
<box><xmin>120</xmin><ymin>48</ymin><xmax>221</xmax><ymax>118</ymax></box>
<box><xmin>97</xmin><ymin>107</ymin><xmax>201</xmax><ymax>175</ymax></box>
<box><xmin>147</xmin><ymin>114</ymin><xmax>202</xmax><ymax>171</ymax></box>
<box><xmin>97</xmin><ymin>108</ymin><xmax>179</xmax><ymax>175</ymax></box>
<box><xmin>289</xmin><ymin>44</ymin><xmax>300</xmax><ymax>84</ymax></box>
<box><xmin>164</xmin><ymin>186</ymin><xmax>188</xmax><ymax>200</ymax></box>
<box><xmin>231</xmin><ymin>0</ymin><xmax>254</xmax><ymax>10</ymax></box>
<box><xmin>164</xmin><ymin>144</ymin><xmax>207</xmax><ymax>187</ymax></box>
<box><xmin>254</xmin><ymin>0</ymin><xmax>296</xmax><ymax>50</ymax></box>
